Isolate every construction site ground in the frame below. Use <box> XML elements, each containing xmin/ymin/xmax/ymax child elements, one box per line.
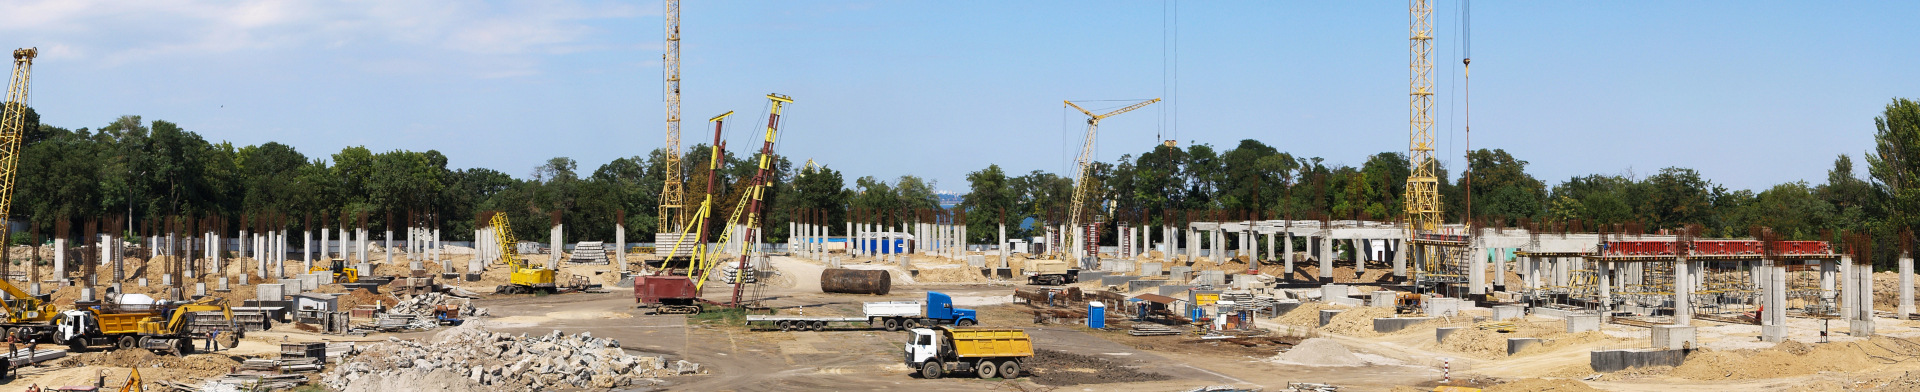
<box><xmin>10</xmin><ymin>252</ymin><xmax>1920</xmax><ymax>390</ymax></box>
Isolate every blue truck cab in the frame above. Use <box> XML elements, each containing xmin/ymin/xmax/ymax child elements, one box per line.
<box><xmin>924</xmin><ymin>291</ymin><xmax>979</xmax><ymax>326</ymax></box>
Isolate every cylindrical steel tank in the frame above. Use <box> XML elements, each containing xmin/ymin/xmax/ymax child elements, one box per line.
<box><xmin>821</xmin><ymin>269</ymin><xmax>891</xmax><ymax>295</ymax></box>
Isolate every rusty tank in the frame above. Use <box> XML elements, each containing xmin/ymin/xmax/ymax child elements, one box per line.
<box><xmin>820</xmin><ymin>269</ymin><xmax>891</xmax><ymax>295</ymax></box>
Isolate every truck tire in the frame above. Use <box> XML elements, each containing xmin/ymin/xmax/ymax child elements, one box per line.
<box><xmin>811</xmin><ymin>321</ymin><xmax>826</xmax><ymax>331</ymax></box>
<box><xmin>778</xmin><ymin>321</ymin><xmax>793</xmax><ymax>331</ymax></box>
<box><xmin>116</xmin><ymin>336</ymin><xmax>135</xmax><ymax>350</ymax></box>
<box><xmin>921</xmin><ymin>361</ymin><xmax>943</xmax><ymax>379</ymax></box>
<box><xmin>957</xmin><ymin>319</ymin><xmax>976</xmax><ymax>327</ymax></box>
<box><xmin>999</xmin><ymin>360</ymin><xmax>1020</xmax><ymax>378</ymax></box>
<box><xmin>884</xmin><ymin>318</ymin><xmax>901</xmax><ymax>331</ymax></box>
<box><xmin>975</xmin><ymin>360</ymin><xmax>998</xmax><ymax>379</ymax></box>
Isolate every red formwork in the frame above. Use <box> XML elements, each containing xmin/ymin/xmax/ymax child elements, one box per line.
<box><xmin>1601</xmin><ymin>240</ymin><xmax>1832</xmax><ymax>257</ymax></box>
<box><xmin>635</xmin><ymin>275</ymin><xmax>699</xmax><ymax>305</ymax></box>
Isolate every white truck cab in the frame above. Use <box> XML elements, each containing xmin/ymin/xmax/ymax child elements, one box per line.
<box><xmin>905</xmin><ymin>328</ymin><xmax>939</xmax><ymax>366</ymax></box>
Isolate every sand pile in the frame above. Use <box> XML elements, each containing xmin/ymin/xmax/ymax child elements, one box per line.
<box><xmin>914</xmin><ymin>264</ymin><xmax>987</xmax><ymax>283</ymax></box>
<box><xmin>1317</xmin><ymin>307</ymin><xmax>1397</xmax><ymax>336</ymax></box>
<box><xmin>1669</xmin><ymin>337</ymin><xmax>1920</xmax><ymax>380</ymax></box>
<box><xmin>1274</xmin><ymin>302</ymin><xmax>1336</xmax><ymax>329</ymax></box>
<box><xmin>1269</xmin><ymin>338</ymin><xmax>1365</xmax><ymax>366</ymax></box>
<box><xmin>341</xmin><ymin>288</ymin><xmax>399</xmax><ymax>309</ymax></box>
<box><xmin>1483</xmin><ymin>378</ymin><xmax>1602</xmax><ymax>392</ymax></box>
<box><xmin>1431</xmin><ymin>319</ymin><xmax>1620</xmax><ymax>359</ymax></box>
<box><xmin>56</xmin><ymin>349</ymin><xmax>240</xmax><ymax>380</ymax></box>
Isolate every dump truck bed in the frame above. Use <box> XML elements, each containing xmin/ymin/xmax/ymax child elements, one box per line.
<box><xmin>943</xmin><ymin>327</ymin><xmax>1033</xmax><ymax>358</ymax></box>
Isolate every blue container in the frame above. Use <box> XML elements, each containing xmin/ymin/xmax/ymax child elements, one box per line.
<box><xmin>1088</xmin><ymin>302</ymin><xmax>1106</xmax><ymax>329</ymax></box>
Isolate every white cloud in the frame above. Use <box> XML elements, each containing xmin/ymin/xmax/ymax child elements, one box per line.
<box><xmin>0</xmin><ymin>0</ymin><xmax>649</xmax><ymax>76</ymax></box>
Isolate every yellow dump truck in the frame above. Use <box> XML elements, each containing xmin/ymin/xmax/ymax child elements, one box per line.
<box><xmin>54</xmin><ymin>296</ymin><xmax>235</xmax><ymax>355</ymax></box>
<box><xmin>905</xmin><ymin>326</ymin><xmax>1033</xmax><ymax>379</ymax></box>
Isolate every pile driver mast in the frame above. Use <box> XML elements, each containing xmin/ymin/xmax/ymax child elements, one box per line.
<box><xmin>659</xmin><ymin>0</ymin><xmax>686</xmax><ymax>232</ymax></box>
<box><xmin>1062</xmin><ymin>98</ymin><xmax>1159</xmax><ymax>265</ymax></box>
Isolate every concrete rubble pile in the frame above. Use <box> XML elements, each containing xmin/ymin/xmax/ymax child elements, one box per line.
<box><xmin>386</xmin><ymin>292</ymin><xmax>491</xmax><ymax>329</ymax></box>
<box><xmin>322</xmin><ymin>323</ymin><xmax>699</xmax><ymax>391</ymax></box>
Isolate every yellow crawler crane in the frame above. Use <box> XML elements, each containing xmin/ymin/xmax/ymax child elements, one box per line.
<box><xmin>490</xmin><ymin>212</ymin><xmax>556</xmax><ymax>294</ymax></box>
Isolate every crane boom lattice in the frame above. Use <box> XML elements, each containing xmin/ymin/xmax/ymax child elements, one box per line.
<box><xmin>1063</xmin><ymin>98</ymin><xmax>1158</xmax><ymax>265</ymax></box>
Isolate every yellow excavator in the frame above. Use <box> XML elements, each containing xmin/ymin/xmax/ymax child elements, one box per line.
<box><xmin>307</xmin><ymin>258</ymin><xmax>360</xmax><ymax>283</ymax></box>
<box><xmin>490</xmin><ymin>212</ymin><xmax>555</xmax><ymax>294</ymax></box>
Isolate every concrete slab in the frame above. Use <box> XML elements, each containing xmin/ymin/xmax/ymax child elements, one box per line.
<box><xmin>1652</xmin><ymin>325</ymin><xmax>1698</xmax><ymax>350</ymax></box>
<box><xmin>1508</xmin><ymin>338</ymin><xmax>1543</xmax><ymax>355</ymax></box>
<box><xmin>1373</xmin><ymin>317</ymin><xmax>1435</xmax><ymax>333</ymax></box>
<box><xmin>1370</xmin><ymin>291</ymin><xmax>1397</xmax><ymax>308</ymax></box>
<box><xmin>1492</xmin><ymin>305</ymin><xmax>1525</xmax><ymax>321</ymax></box>
<box><xmin>1322</xmin><ymin>285</ymin><xmax>1352</xmax><ymax>301</ymax></box>
<box><xmin>1424</xmin><ymin>297</ymin><xmax>1461</xmax><ymax>317</ymax></box>
<box><xmin>1567</xmin><ymin>314</ymin><xmax>1601</xmax><ymax>333</ymax></box>
<box><xmin>258</xmin><ymin>284</ymin><xmax>286</xmax><ymax>301</ymax></box>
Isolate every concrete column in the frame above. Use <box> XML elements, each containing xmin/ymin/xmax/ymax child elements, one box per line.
<box><xmin>384</xmin><ymin>228</ymin><xmax>393</xmax><ymax>264</ymax></box>
<box><xmin>1840</xmin><ymin>258</ymin><xmax>1854</xmax><ymax>320</ymax></box>
<box><xmin>1823</xmin><ymin>259</ymin><xmax>1838</xmax><ymax>304</ymax></box>
<box><xmin>1283</xmin><ymin>232</ymin><xmax>1294</xmax><ymax>278</ymax></box>
<box><xmin>239</xmin><ymin>230</ymin><xmax>250</xmax><ymax>260</ymax></box>
<box><xmin>1493</xmin><ymin>248</ymin><xmax>1507</xmax><ymax>290</ymax></box>
<box><xmin>1353</xmin><ymin>239</ymin><xmax>1366</xmax><ymax>274</ymax></box>
<box><xmin>1266</xmin><ymin>232</ymin><xmax>1277</xmax><ymax>262</ymax></box>
<box><xmin>1674</xmin><ymin>258</ymin><xmax>1691</xmax><ymax>325</ymax></box>
<box><xmin>321</xmin><ymin>226</ymin><xmax>332</xmax><ymax>260</ymax></box>
<box><xmin>549</xmin><ymin>223</ymin><xmax>563</xmax><ymax>269</ymax></box>
<box><xmin>278</xmin><ymin>229</ymin><xmax>289</xmax><ymax>278</ymax></box>
<box><xmin>358</xmin><ymin>228</ymin><xmax>368</xmax><ymax>263</ymax></box>
<box><xmin>1392</xmin><ymin>239</ymin><xmax>1406</xmax><ymax>278</ymax></box>
<box><xmin>1762</xmin><ymin>260</ymin><xmax>1789</xmax><ymax>342</ymax></box>
<box><xmin>615</xmin><ymin>223</ymin><xmax>627</xmax><ymax>273</ymax></box>
<box><xmin>1598</xmin><ymin>261</ymin><xmax>1613</xmax><ymax>309</ymax></box>
<box><xmin>1318</xmin><ymin>235</ymin><xmax>1332</xmax><ymax>281</ymax></box>
<box><xmin>51</xmin><ymin>237</ymin><xmax>65</xmax><ymax>282</ymax></box>
<box><xmin>1469</xmin><ymin>245</ymin><xmax>1487</xmax><ymax>296</ymax></box>
<box><xmin>1901</xmin><ymin>252</ymin><xmax>1915</xmax><ymax>318</ymax></box>
<box><xmin>1853</xmin><ymin>256</ymin><xmax>1876</xmax><ymax>335</ymax></box>
<box><xmin>1246</xmin><ymin>230</ymin><xmax>1258</xmax><ymax>265</ymax></box>
<box><xmin>998</xmin><ymin>223</ymin><xmax>1007</xmax><ymax>268</ymax></box>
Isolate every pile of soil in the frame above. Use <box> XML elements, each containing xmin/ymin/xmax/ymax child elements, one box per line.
<box><xmin>1317</xmin><ymin>307</ymin><xmax>1398</xmax><ymax>336</ymax></box>
<box><xmin>1483</xmin><ymin>378</ymin><xmax>1602</xmax><ymax>392</ymax></box>
<box><xmin>56</xmin><ymin>349</ymin><xmax>241</xmax><ymax>380</ymax></box>
<box><xmin>1269</xmin><ymin>338</ymin><xmax>1364</xmax><ymax>366</ymax></box>
<box><xmin>914</xmin><ymin>264</ymin><xmax>987</xmax><ymax>283</ymax></box>
<box><xmin>1670</xmin><ymin>336</ymin><xmax>1920</xmax><ymax>380</ymax></box>
<box><xmin>340</xmin><ymin>288</ymin><xmax>398</xmax><ymax>309</ymax></box>
<box><xmin>1273</xmin><ymin>302</ymin><xmax>1336</xmax><ymax>329</ymax></box>
<box><xmin>1430</xmin><ymin>318</ymin><xmax>1621</xmax><ymax>359</ymax></box>
<box><xmin>1025</xmin><ymin>349</ymin><xmax>1172</xmax><ymax>386</ymax></box>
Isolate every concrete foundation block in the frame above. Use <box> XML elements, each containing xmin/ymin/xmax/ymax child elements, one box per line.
<box><xmin>299</xmin><ymin>274</ymin><xmax>320</xmax><ymax>290</ymax></box>
<box><xmin>316</xmin><ymin>272</ymin><xmax>335</xmax><ymax>285</ymax></box>
<box><xmin>138</xmin><ymin>278</ymin><xmax>147</xmax><ymax>287</ymax></box>
<box><xmin>466</xmin><ymin>273</ymin><xmax>481</xmax><ymax>282</ymax></box>
<box><xmin>1492</xmin><ymin>305</ymin><xmax>1526</xmax><ymax>321</ymax></box>
<box><xmin>1437</xmin><ymin>327</ymin><xmax>1462</xmax><ymax>343</ymax></box>
<box><xmin>217</xmin><ymin>277</ymin><xmax>230</xmax><ymax>292</ymax></box>
<box><xmin>278</xmin><ymin>279</ymin><xmax>304</xmax><ymax>296</ymax></box>
<box><xmin>1100</xmin><ymin>275</ymin><xmax>1136</xmax><ymax>286</ymax></box>
<box><xmin>1373</xmin><ymin>317</ymin><xmax>1434</xmax><ymax>333</ymax></box>
<box><xmin>1192</xmin><ymin>270</ymin><xmax>1226</xmax><ymax>286</ymax></box>
<box><xmin>1851</xmin><ymin>319</ymin><xmax>1876</xmax><ymax>336</ymax></box>
<box><xmin>1157</xmin><ymin>285</ymin><xmax>1195</xmax><ymax>297</ymax></box>
<box><xmin>80</xmin><ymin>287</ymin><xmax>95</xmax><ymax>302</ymax></box>
<box><xmin>1140</xmin><ymin>262</ymin><xmax>1163</xmax><ymax>277</ymax></box>
<box><xmin>1762</xmin><ymin>325</ymin><xmax>1789</xmax><ymax>342</ymax></box>
<box><xmin>1424</xmin><ymin>298</ymin><xmax>1461</xmax><ymax>317</ymax></box>
<box><xmin>1077</xmin><ymin>271</ymin><xmax>1111</xmax><ymax>283</ymax></box>
<box><xmin>1169</xmin><ymin>266</ymin><xmax>1192</xmax><ymax>281</ymax></box>
<box><xmin>1322</xmin><ymin>284</ymin><xmax>1351</xmax><ymax>302</ymax></box>
<box><xmin>1318</xmin><ymin>309</ymin><xmax>1346</xmax><ymax>327</ymax></box>
<box><xmin>1508</xmin><ymin>338</ymin><xmax>1544</xmax><ymax>355</ymax></box>
<box><xmin>1370</xmin><ymin>291</ymin><xmax>1397</xmax><ymax>308</ymax></box>
<box><xmin>1590</xmin><ymin>349</ymin><xmax>1688</xmax><ymax>372</ymax></box>
<box><xmin>161</xmin><ymin>275</ymin><xmax>172</xmax><ymax>286</ymax></box>
<box><xmin>195</xmin><ymin>283</ymin><xmax>206</xmax><ymax>297</ymax></box>
<box><xmin>239</xmin><ymin>275</ymin><xmax>249</xmax><ymax>286</ymax></box>
<box><xmin>258</xmin><ymin>284</ymin><xmax>286</xmax><ymax>301</ymax></box>
<box><xmin>1567</xmin><ymin>314</ymin><xmax>1601</xmax><ymax>333</ymax></box>
<box><xmin>1532</xmin><ymin>307</ymin><xmax>1573</xmax><ymax>319</ymax></box>
<box><xmin>1652</xmin><ymin>325</ymin><xmax>1698</xmax><ymax>350</ymax></box>
<box><xmin>966</xmin><ymin>255</ymin><xmax>986</xmax><ymax>267</ymax></box>
<box><xmin>1128</xmin><ymin>279</ymin><xmax>1167</xmax><ymax>292</ymax></box>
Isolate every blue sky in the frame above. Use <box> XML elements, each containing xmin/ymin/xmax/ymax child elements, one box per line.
<box><xmin>5</xmin><ymin>1</ymin><xmax>1917</xmax><ymax>193</ymax></box>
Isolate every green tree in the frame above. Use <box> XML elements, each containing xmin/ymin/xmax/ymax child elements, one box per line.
<box><xmin>1868</xmin><ymin>97</ymin><xmax>1920</xmax><ymax>233</ymax></box>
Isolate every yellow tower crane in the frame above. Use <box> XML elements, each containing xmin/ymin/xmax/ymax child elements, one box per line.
<box><xmin>0</xmin><ymin>48</ymin><xmax>35</xmax><ymax>259</ymax></box>
<box><xmin>658</xmin><ymin>0</ymin><xmax>687</xmax><ymax>232</ymax></box>
<box><xmin>1062</xmin><ymin>98</ymin><xmax>1158</xmax><ymax>264</ymax></box>
<box><xmin>1403</xmin><ymin>0</ymin><xmax>1443</xmax><ymax>277</ymax></box>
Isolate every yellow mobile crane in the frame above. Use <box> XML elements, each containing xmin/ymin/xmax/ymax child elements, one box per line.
<box><xmin>0</xmin><ymin>48</ymin><xmax>53</xmax><ymax>342</ymax></box>
<box><xmin>490</xmin><ymin>212</ymin><xmax>556</xmax><ymax>294</ymax></box>
<box><xmin>640</xmin><ymin>94</ymin><xmax>792</xmax><ymax>312</ymax></box>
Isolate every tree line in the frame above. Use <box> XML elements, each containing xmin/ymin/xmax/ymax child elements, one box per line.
<box><xmin>6</xmin><ymin>98</ymin><xmax>1918</xmax><ymax>268</ymax></box>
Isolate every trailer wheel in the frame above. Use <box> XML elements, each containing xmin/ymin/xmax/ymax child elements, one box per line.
<box><xmin>999</xmin><ymin>360</ymin><xmax>1021</xmax><ymax>378</ymax></box>
<box><xmin>975</xmin><ymin>360</ymin><xmax>998</xmax><ymax>379</ymax></box>
<box><xmin>116</xmin><ymin>336</ymin><xmax>135</xmax><ymax>350</ymax></box>
<box><xmin>777</xmin><ymin>321</ymin><xmax>792</xmax><ymax>331</ymax></box>
<box><xmin>811</xmin><ymin>321</ymin><xmax>826</xmax><ymax>331</ymax></box>
<box><xmin>921</xmin><ymin>361</ymin><xmax>944</xmax><ymax>379</ymax></box>
<box><xmin>884</xmin><ymin>318</ymin><xmax>901</xmax><ymax>331</ymax></box>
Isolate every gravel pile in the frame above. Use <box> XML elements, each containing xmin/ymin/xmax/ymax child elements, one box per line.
<box><xmin>322</xmin><ymin>323</ymin><xmax>697</xmax><ymax>391</ymax></box>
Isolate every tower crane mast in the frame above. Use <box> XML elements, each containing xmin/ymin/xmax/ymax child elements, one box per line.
<box><xmin>659</xmin><ymin>0</ymin><xmax>686</xmax><ymax>232</ymax></box>
<box><xmin>1063</xmin><ymin>98</ymin><xmax>1159</xmax><ymax>265</ymax></box>
<box><xmin>0</xmin><ymin>48</ymin><xmax>34</xmax><ymax>266</ymax></box>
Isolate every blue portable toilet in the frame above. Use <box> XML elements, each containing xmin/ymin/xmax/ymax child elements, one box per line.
<box><xmin>1088</xmin><ymin>301</ymin><xmax>1106</xmax><ymax>329</ymax></box>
